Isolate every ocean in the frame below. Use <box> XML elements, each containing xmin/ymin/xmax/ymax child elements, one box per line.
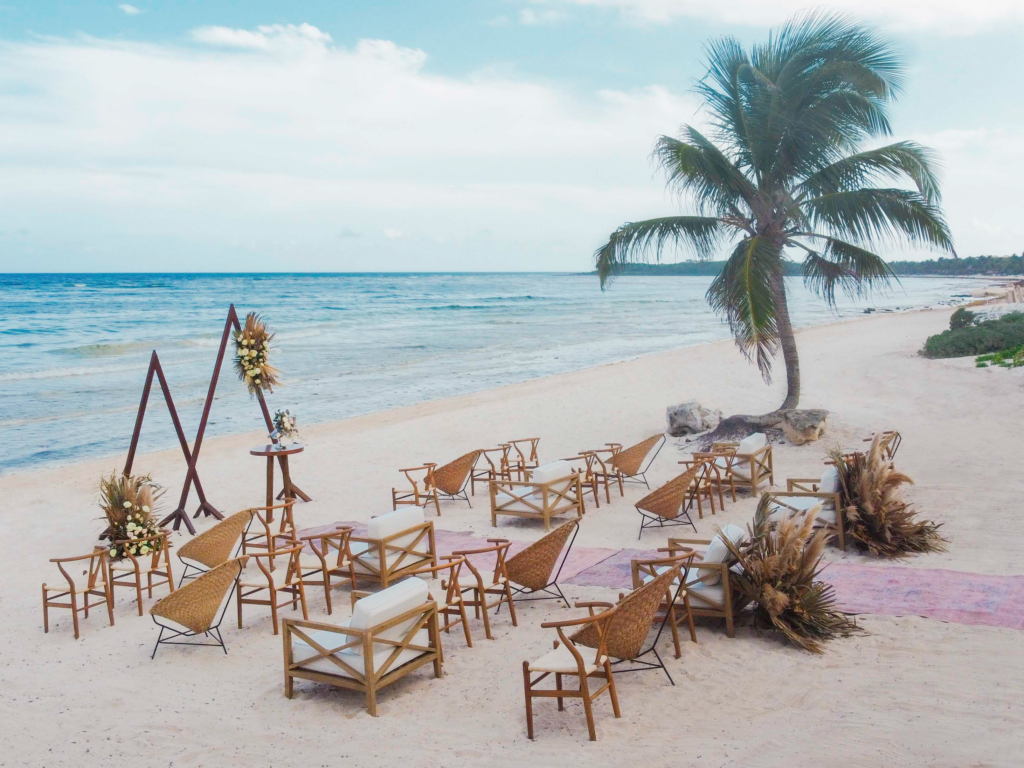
<box><xmin>0</xmin><ymin>272</ymin><xmax>975</xmax><ymax>475</ymax></box>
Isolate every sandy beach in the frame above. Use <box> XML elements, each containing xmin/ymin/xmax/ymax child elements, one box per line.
<box><xmin>3</xmin><ymin>305</ymin><xmax>1023</xmax><ymax>767</ymax></box>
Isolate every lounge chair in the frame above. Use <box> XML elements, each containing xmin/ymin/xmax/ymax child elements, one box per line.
<box><xmin>149</xmin><ymin>556</ymin><xmax>247</xmax><ymax>658</ymax></box>
<box><xmin>496</xmin><ymin>519</ymin><xmax>579</xmax><ymax>608</ymax></box>
<box><xmin>297</xmin><ymin>526</ymin><xmax>358</xmax><ymax>614</ymax></box>
<box><xmin>695</xmin><ymin>432</ymin><xmax>774</xmax><ymax>496</ymax></box>
<box><xmin>236</xmin><ymin>543</ymin><xmax>308</xmax><ymax>635</ymax></box>
<box><xmin>766</xmin><ymin>465</ymin><xmax>845</xmax><ymax>550</ymax></box>
<box><xmin>391</xmin><ymin>450</ymin><xmax>481</xmax><ymax>515</ymax></box>
<box><xmin>587</xmin><ymin>434</ymin><xmax>666</xmax><ymax>500</ymax></box>
<box><xmin>177</xmin><ymin>508</ymin><xmax>255</xmax><ymax>581</ymax></box>
<box><xmin>635</xmin><ymin>465</ymin><xmax>704</xmax><ymax>539</ymax></box>
<box><xmin>348</xmin><ymin>507</ymin><xmax>438</xmax><ymax>589</ymax></box>
<box><xmin>470</xmin><ymin>446</ymin><xmax>511</xmax><ymax>496</ymax></box>
<box><xmin>110</xmin><ymin>531</ymin><xmax>175</xmax><ymax>616</ymax></box>
<box><xmin>42</xmin><ymin>548</ymin><xmax>115</xmax><ymax>639</ymax></box>
<box><xmin>522</xmin><ymin>605</ymin><xmax>620</xmax><ymax>742</ymax></box>
<box><xmin>447</xmin><ymin>540</ymin><xmax>518</xmax><ymax>640</ymax></box>
<box><xmin>490</xmin><ymin>459</ymin><xmax>584</xmax><ymax>531</ymax></box>
<box><xmin>283</xmin><ymin>577</ymin><xmax>443</xmax><ymax>716</ymax></box>
<box><xmin>505</xmin><ymin>437</ymin><xmax>541</xmax><ymax>480</ymax></box>
<box><xmin>241</xmin><ymin>501</ymin><xmax>297</xmax><ymax>569</ymax></box>
<box><xmin>573</xmin><ymin>560</ymin><xmax>692</xmax><ymax>684</ymax></box>
<box><xmin>662</xmin><ymin>524</ymin><xmax>748</xmax><ymax>638</ymax></box>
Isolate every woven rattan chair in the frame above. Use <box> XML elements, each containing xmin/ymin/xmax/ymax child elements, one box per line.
<box><xmin>177</xmin><ymin>508</ymin><xmax>255</xmax><ymax>581</ymax></box>
<box><xmin>110</xmin><ymin>531</ymin><xmax>175</xmax><ymax>616</ymax></box>
<box><xmin>587</xmin><ymin>434</ymin><xmax>666</xmax><ymax>500</ymax></box>
<box><xmin>237</xmin><ymin>543</ymin><xmax>308</xmax><ymax>635</ymax></box>
<box><xmin>42</xmin><ymin>548</ymin><xmax>114</xmax><ymax>640</ymax></box>
<box><xmin>676</xmin><ymin>457</ymin><xmax>723</xmax><ymax>517</ymax></box>
<box><xmin>283</xmin><ymin>577</ymin><xmax>442</xmax><ymax>716</ymax></box>
<box><xmin>150</xmin><ymin>556</ymin><xmax>247</xmax><ymax>658</ymax></box>
<box><xmin>241</xmin><ymin>501</ymin><xmax>297</xmax><ymax>570</ymax></box>
<box><xmin>298</xmin><ymin>526</ymin><xmax>357</xmax><ymax>615</ymax></box>
<box><xmin>572</xmin><ymin>560</ymin><xmax>692</xmax><ymax>684</ymax></box>
<box><xmin>635</xmin><ymin>465</ymin><xmax>704</xmax><ymax>539</ymax></box>
<box><xmin>522</xmin><ymin>606</ymin><xmax>620</xmax><ymax>742</ymax></box>
<box><xmin>505</xmin><ymin>437</ymin><xmax>540</xmax><ymax>480</ymax></box>
<box><xmin>496</xmin><ymin>519</ymin><xmax>579</xmax><ymax>608</ymax></box>
<box><xmin>629</xmin><ymin>552</ymin><xmax>698</xmax><ymax>662</ymax></box>
<box><xmin>470</xmin><ymin>446</ymin><xmax>511</xmax><ymax>496</ymax></box>
<box><xmin>448</xmin><ymin>540</ymin><xmax>518</xmax><ymax>640</ymax></box>
<box><xmin>392</xmin><ymin>450</ymin><xmax>481</xmax><ymax>515</ymax></box>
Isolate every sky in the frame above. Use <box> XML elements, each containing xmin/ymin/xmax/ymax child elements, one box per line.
<box><xmin>0</xmin><ymin>1</ymin><xmax>1022</xmax><ymax>273</ymax></box>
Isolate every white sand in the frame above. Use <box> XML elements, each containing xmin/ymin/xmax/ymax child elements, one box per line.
<box><xmin>3</xmin><ymin>307</ymin><xmax>1023</xmax><ymax>766</ymax></box>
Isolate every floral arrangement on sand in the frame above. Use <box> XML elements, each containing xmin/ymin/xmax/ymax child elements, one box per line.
<box><xmin>273</xmin><ymin>409</ymin><xmax>299</xmax><ymax>443</ymax></box>
<box><xmin>720</xmin><ymin>495</ymin><xmax>861</xmax><ymax>653</ymax></box>
<box><xmin>233</xmin><ymin>312</ymin><xmax>280</xmax><ymax>396</ymax></box>
<box><xmin>828</xmin><ymin>434</ymin><xmax>946</xmax><ymax>557</ymax></box>
<box><xmin>99</xmin><ymin>472</ymin><xmax>165</xmax><ymax>560</ymax></box>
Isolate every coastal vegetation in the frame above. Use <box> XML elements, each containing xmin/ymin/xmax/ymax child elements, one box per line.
<box><xmin>922</xmin><ymin>311</ymin><xmax>1024</xmax><ymax>359</ymax></box>
<box><xmin>594</xmin><ymin>12</ymin><xmax>953</xmax><ymax>421</ymax></box>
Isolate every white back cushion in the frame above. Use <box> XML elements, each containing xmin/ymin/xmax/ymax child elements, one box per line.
<box><xmin>819</xmin><ymin>466</ymin><xmax>839</xmax><ymax>494</ymax></box>
<box><xmin>736</xmin><ymin>432</ymin><xmax>767</xmax><ymax>455</ymax></box>
<box><xmin>347</xmin><ymin>577</ymin><xmax>430</xmax><ymax>652</ymax></box>
<box><xmin>367</xmin><ymin>507</ymin><xmax>425</xmax><ymax>550</ymax></box>
<box><xmin>700</xmin><ymin>524</ymin><xmax>746</xmax><ymax>586</ymax></box>
<box><xmin>530</xmin><ymin>460</ymin><xmax>574</xmax><ymax>485</ymax></box>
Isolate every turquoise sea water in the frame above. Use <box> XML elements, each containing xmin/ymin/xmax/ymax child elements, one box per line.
<box><xmin>0</xmin><ymin>272</ymin><xmax>974</xmax><ymax>475</ymax></box>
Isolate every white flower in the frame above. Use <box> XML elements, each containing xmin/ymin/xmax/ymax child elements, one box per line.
<box><xmin>122</xmin><ymin>501</ymin><xmax>132</xmax><ymax>508</ymax></box>
<box><xmin>141</xmin><ymin>505</ymin><xmax>149</xmax><ymax>513</ymax></box>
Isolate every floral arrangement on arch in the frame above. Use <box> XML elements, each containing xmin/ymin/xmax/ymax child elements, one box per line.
<box><xmin>99</xmin><ymin>472</ymin><xmax>165</xmax><ymax>560</ymax></box>
<box><xmin>233</xmin><ymin>312</ymin><xmax>280</xmax><ymax>396</ymax></box>
<box><xmin>273</xmin><ymin>409</ymin><xmax>299</xmax><ymax>442</ymax></box>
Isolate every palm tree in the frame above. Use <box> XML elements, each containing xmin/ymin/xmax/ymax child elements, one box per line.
<box><xmin>595</xmin><ymin>12</ymin><xmax>954</xmax><ymax>418</ymax></box>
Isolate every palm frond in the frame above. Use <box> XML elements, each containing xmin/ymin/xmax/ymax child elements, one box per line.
<box><xmin>706</xmin><ymin>236</ymin><xmax>780</xmax><ymax>379</ymax></box>
<box><xmin>594</xmin><ymin>216</ymin><xmax>729</xmax><ymax>287</ymax></box>
<box><xmin>654</xmin><ymin>130</ymin><xmax>757</xmax><ymax>216</ymax></box>
<box><xmin>798</xmin><ymin>142</ymin><xmax>942</xmax><ymax>203</ymax></box>
<box><xmin>797</xmin><ymin>236</ymin><xmax>897</xmax><ymax>307</ymax></box>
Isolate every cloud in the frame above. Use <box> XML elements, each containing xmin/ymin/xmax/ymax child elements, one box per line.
<box><xmin>118</xmin><ymin>3</ymin><xmax>141</xmax><ymax>15</ymax></box>
<box><xmin>519</xmin><ymin>8</ymin><xmax>565</xmax><ymax>25</ymax></box>
<box><xmin>190</xmin><ymin>23</ymin><xmax>332</xmax><ymax>51</ymax></box>
<box><xmin>536</xmin><ymin>0</ymin><xmax>1024</xmax><ymax>33</ymax></box>
<box><xmin>383</xmin><ymin>228</ymin><xmax>405</xmax><ymax>239</ymax></box>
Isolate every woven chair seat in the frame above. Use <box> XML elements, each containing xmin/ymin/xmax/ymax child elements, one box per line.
<box><xmin>239</xmin><ymin>566</ymin><xmax>301</xmax><ymax>590</ymax></box>
<box><xmin>43</xmin><ymin>576</ymin><xmax>107</xmax><ymax>593</ymax></box>
<box><xmin>529</xmin><ymin>644</ymin><xmax>606</xmax><ymax>675</ymax></box>
<box><xmin>111</xmin><ymin>560</ymin><xmax>164</xmax><ymax>575</ymax></box>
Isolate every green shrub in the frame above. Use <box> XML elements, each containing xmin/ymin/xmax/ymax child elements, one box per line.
<box><xmin>949</xmin><ymin>307</ymin><xmax>977</xmax><ymax>330</ymax></box>
<box><xmin>976</xmin><ymin>362</ymin><xmax>988</xmax><ymax>368</ymax></box>
<box><xmin>923</xmin><ymin>312</ymin><xmax>1024</xmax><ymax>358</ymax></box>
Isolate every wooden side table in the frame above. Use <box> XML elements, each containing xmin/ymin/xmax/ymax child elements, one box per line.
<box><xmin>250</xmin><ymin>444</ymin><xmax>311</xmax><ymax>510</ymax></box>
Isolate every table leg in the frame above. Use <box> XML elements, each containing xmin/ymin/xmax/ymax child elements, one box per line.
<box><xmin>266</xmin><ymin>456</ymin><xmax>275</xmax><ymax>522</ymax></box>
<box><xmin>280</xmin><ymin>456</ymin><xmax>294</xmax><ymax>503</ymax></box>
<box><xmin>275</xmin><ymin>453</ymin><xmax>312</xmax><ymax>502</ymax></box>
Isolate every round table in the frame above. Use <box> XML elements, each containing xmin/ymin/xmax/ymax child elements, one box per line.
<box><xmin>250</xmin><ymin>443</ymin><xmax>308</xmax><ymax>512</ymax></box>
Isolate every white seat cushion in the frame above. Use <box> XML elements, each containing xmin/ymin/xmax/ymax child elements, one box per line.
<box><xmin>769</xmin><ymin>500</ymin><xmax>835</xmax><ymax>525</ymax></box>
<box><xmin>686</xmin><ymin>570</ymin><xmax>726</xmax><ymax>608</ymax></box>
<box><xmin>697</xmin><ymin>524</ymin><xmax>745</xmax><ymax>586</ymax></box>
<box><xmin>529</xmin><ymin>460</ymin><xmax>574</xmax><ymax>484</ymax></box>
<box><xmin>736</xmin><ymin>433</ymin><xmax>767</xmax><ymax>455</ymax></box>
<box><xmin>529</xmin><ymin>643</ymin><xmax>606</xmax><ymax>674</ymax></box>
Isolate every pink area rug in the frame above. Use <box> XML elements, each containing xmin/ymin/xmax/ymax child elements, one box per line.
<box><xmin>305</xmin><ymin>522</ymin><xmax>1024</xmax><ymax>630</ymax></box>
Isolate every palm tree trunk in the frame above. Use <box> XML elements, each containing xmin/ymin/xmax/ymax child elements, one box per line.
<box><xmin>770</xmin><ymin>270</ymin><xmax>800</xmax><ymax>410</ymax></box>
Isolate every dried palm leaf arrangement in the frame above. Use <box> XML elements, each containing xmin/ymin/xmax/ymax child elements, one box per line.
<box><xmin>829</xmin><ymin>435</ymin><xmax>946</xmax><ymax>557</ymax></box>
<box><xmin>99</xmin><ymin>472</ymin><xmax>164</xmax><ymax>559</ymax></box>
<box><xmin>233</xmin><ymin>312</ymin><xmax>280</xmax><ymax>396</ymax></box>
<box><xmin>720</xmin><ymin>495</ymin><xmax>861</xmax><ymax>653</ymax></box>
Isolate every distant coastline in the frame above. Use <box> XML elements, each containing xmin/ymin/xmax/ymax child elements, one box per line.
<box><xmin>593</xmin><ymin>255</ymin><xmax>1023</xmax><ymax>279</ymax></box>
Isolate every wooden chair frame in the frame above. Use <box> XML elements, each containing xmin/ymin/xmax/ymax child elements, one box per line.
<box><xmin>348</xmin><ymin>521</ymin><xmax>438</xmax><ymax>589</ymax></box>
<box><xmin>447</xmin><ymin>541</ymin><xmax>518</xmax><ymax>640</ymax></box>
<box><xmin>110</xmin><ymin>532</ymin><xmax>175</xmax><ymax>616</ymax></box>
<box><xmin>694</xmin><ymin>439</ymin><xmax>775</xmax><ymax>495</ymax></box>
<box><xmin>283</xmin><ymin>601</ymin><xmax>442</xmax><ymax>717</ymax></box>
<box><xmin>766</xmin><ymin>479</ymin><xmax>846</xmax><ymax>551</ymax></box>
<box><xmin>237</xmin><ymin>543</ymin><xmax>309</xmax><ymax>635</ymax></box>
<box><xmin>391</xmin><ymin>451</ymin><xmax>481</xmax><ymax>515</ymax></box>
<box><xmin>677</xmin><ymin>457</ymin><xmax>725</xmax><ymax>517</ymax></box>
<box><xmin>587</xmin><ymin>435</ymin><xmax>666</xmax><ymax>499</ymax></box>
<box><xmin>628</xmin><ymin>553</ymin><xmax>698</xmax><ymax>668</ymax></box>
<box><xmin>489</xmin><ymin>473</ymin><xmax>584</xmax><ymax>532</ymax></box>
<box><xmin>42</xmin><ymin>548</ymin><xmax>115</xmax><ymax>639</ymax></box>
<box><xmin>505</xmin><ymin>437</ymin><xmax>540</xmax><ymax>480</ymax></box>
<box><xmin>150</xmin><ymin>557</ymin><xmax>247</xmax><ymax>658</ymax></box>
<box><xmin>663</xmin><ymin>537</ymin><xmax>746</xmax><ymax>638</ymax></box>
<box><xmin>470</xmin><ymin>446</ymin><xmax>511</xmax><ymax>496</ymax></box>
<box><xmin>407</xmin><ymin>558</ymin><xmax>473</xmax><ymax>654</ymax></box>
<box><xmin>241</xmin><ymin>501</ymin><xmax>297</xmax><ymax>570</ymax></box>
<box><xmin>522</xmin><ymin>607</ymin><xmax>620</xmax><ymax>742</ymax></box>
<box><xmin>298</xmin><ymin>526</ymin><xmax>358</xmax><ymax>614</ymax></box>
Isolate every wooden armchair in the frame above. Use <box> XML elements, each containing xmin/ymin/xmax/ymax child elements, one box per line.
<box><xmin>391</xmin><ymin>450</ymin><xmax>481</xmax><ymax>515</ymax></box>
<box><xmin>348</xmin><ymin>507</ymin><xmax>438</xmax><ymax>589</ymax></box>
<box><xmin>629</xmin><ymin>553</ymin><xmax>697</xmax><ymax>663</ymax></box>
<box><xmin>635</xmin><ymin>465</ymin><xmax>702</xmax><ymax>540</ymax></box>
<box><xmin>587</xmin><ymin>434</ymin><xmax>666</xmax><ymax>501</ymax></box>
<box><xmin>505</xmin><ymin>437</ymin><xmax>541</xmax><ymax>480</ymax></box>
<box><xmin>110</xmin><ymin>531</ymin><xmax>175</xmax><ymax>615</ymax></box>
<box><xmin>489</xmin><ymin>460</ymin><xmax>584</xmax><ymax>531</ymax></box>
<box><xmin>522</xmin><ymin>606</ymin><xmax>620</xmax><ymax>742</ymax></box>
<box><xmin>448</xmin><ymin>540</ymin><xmax>518</xmax><ymax>640</ymax></box>
<box><xmin>470</xmin><ymin>445</ymin><xmax>511</xmax><ymax>496</ymax></box>
<box><xmin>297</xmin><ymin>526</ymin><xmax>357</xmax><ymax>614</ymax></box>
<box><xmin>694</xmin><ymin>432</ymin><xmax>774</xmax><ymax>496</ymax></box>
<box><xmin>408</xmin><ymin>557</ymin><xmax>473</xmax><ymax>653</ymax></box>
<box><xmin>677</xmin><ymin>457</ymin><xmax>725</xmax><ymax>517</ymax></box>
<box><xmin>177</xmin><ymin>508</ymin><xmax>255</xmax><ymax>581</ymax></box>
<box><xmin>283</xmin><ymin>577</ymin><xmax>442</xmax><ymax>716</ymax></box>
<box><xmin>236</xmin><ymin>543</ymin><xmax>308</xmax><ymax>635</ymax></box>
<box><xmin>150</xmin><ymin>556</ymin><xmax>247</xmax><ymax>658</ymax></box>
<box><xmin>765</xmin><ymin>465</ymin><xmax>845</xmax><ymax>550</ymax></box>
<box><xmin>662</xmin><ymin>525</ymin><xmax>748</xmax><ymax>638</ymax></box>
<box><xmin>42</xmin><ymin>548</ymin><xmax>114</xmax><ymax>639</ymax></box>
<box><xmin>495</xmin><ymin>519</ymin><xmax>579</xmax><ymax>608</ymax></box>
<box><xmin>241</xmin><ymin>501</ymin><xmax>297</xmax><ymax>569</ymax></box>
